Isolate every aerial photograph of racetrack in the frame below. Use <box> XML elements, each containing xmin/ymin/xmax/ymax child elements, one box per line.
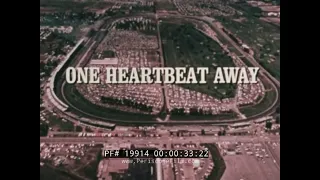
<box><xmin>40</xmin><ymin>0</ymin><xmax>280</xmax><ymax>179</ymax></box>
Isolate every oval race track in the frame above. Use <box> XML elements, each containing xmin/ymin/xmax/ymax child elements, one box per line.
<box><xmin>53</xmin><ymin>15</ymin><xmax>280</xmax><ymax>126</ymax></box>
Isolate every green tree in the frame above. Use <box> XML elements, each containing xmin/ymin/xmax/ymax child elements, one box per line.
<box><xmin>276</xmin><ymin>116</ymin><xmax>280</xmax><ymax>124</ymax></box>
<box><xmin>265</xmin><ymin>121</ymin><xmax>272</xmax><ymax>129</ymax></box>
<box><xmin>40</xmin><ymin>123</ymin><xmax>49</xmax><ymax>136</ymax></box>
<box><xmin>75</xmin><ymin>126</ymin><xmax>82</xmax><ymax>132</ymax></box>
<box><xmin>201</xmin><ymin>129</ymin><xmax>205</xmax><ymax>135</ymax></box>
<box><xmin>85</xmin><ymin>127</ymin><xmax>93</xmax><ymax>132</ymax></box>
<box><xmin>222</xmin><ymin>130</ymin><xmax>226</xmax><ymax>136</ymax></box>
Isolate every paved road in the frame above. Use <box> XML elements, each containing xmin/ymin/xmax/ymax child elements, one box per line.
<box><xmin>40</xmin><ymin>135</ymin><xmax>280</xmax><ymax>144</ymax></box>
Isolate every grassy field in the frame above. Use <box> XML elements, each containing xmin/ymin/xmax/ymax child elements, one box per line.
<box><xmin>130</xmin><ymin>4</ymin><xmax>155</xmax><ymax>13</ymax></box>
<box><xmin>155</xmin><ymin>0</ymin><xmax>177</xmax><ymax>11</ymax></box>
<box><xmin>215</xmin><ymin>2</ymin><xmax>280</xmax><ymax>80</ymax></box>
<box><xmin>160</xmin><ymin>22</ymin><xmax>237</xmax><ymax>99</ymax></box>
<box><xmin>230</xmin><ymin>2</ymin><xmax>263</xmax><ymax>18</ymax></box>
<box><xmin>40</xmin><ymin>0</ymin><xmax>92</xmax><ymax>10</ymax></box>
<box><xmin>40</xmin><ymin>123</ymin><xmax>49</xmax><ymax>136</ymax></box>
